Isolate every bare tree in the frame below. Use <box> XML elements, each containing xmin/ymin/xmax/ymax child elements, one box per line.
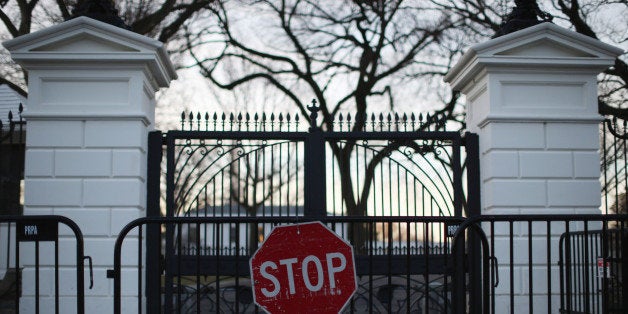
<box><xmin>188</xmin><ymin>0</ymin><xmax>463</xmax><ymax>207</ymax></box>
<box><xmin>431</xmin><ymin>0</ymin><xmax>627</xmax><ymax>114</ymax></box>
<box><xmin>0</xmin><ymin>0</ymin><xmax>215</xmax><ymax>86</ymax></box>
<box><xmin>182</xmin><ymin>0</ymin><xmax>473</xmax><ymax>251</ymax></box>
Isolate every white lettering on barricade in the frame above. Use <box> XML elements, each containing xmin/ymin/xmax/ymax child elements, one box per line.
<box><xmin>24</xmin><ymin>225</ymin><xmax>38</xmax><ymax>236</ymax></box>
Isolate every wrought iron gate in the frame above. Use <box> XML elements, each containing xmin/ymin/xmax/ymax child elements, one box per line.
<box><xmin>137</xmin><ymin>104</ymin><xmax>480</xmax><ymax>313</ymax></box>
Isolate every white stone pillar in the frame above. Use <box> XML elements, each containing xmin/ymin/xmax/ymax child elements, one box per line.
<box><xmin>445</xmin><ymin>23</ymin><xmax>623</xmax><ymax>313</ymax></box>
<box><xmin>4</xmin><ymin>17</ymin><xmax>176</xmax><ymax>313</ymax></box>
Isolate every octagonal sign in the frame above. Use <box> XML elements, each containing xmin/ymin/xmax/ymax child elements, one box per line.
<box><xmin>250</xmin><ymin>221</ymin><xmax>357</xmax><ymax>313</ymax></box>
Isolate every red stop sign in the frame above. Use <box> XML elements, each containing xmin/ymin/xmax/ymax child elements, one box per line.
<box><xmin>250</xmin><ymin>221</ymin><xmax>357</xmax><ymax>313</ymax></box>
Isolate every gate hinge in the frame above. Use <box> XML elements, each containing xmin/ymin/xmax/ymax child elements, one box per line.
<box><xmin>106</xmin><ymin>269</ymin><xmax>116</xmax><ymax>279</ymax></box>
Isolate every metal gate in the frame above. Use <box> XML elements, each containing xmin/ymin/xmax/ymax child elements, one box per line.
<box><xmin>127</xmin><ymin>104</ymin><xmax>480</xmax><ymax>313</ymax></box>
<box><xmin>451</xmin><ymin>215</ymin><xmax>628</xmax><ymax>314</ymax></box>
<box><xmin>0</xmin><ymin>215</ymin><xmax>88</xmax><ymax>314</ymax></box>
<box><xmin>559</xmin><ymin>227</ymin><xmax>627</xmax><ymax>313</ymax></box>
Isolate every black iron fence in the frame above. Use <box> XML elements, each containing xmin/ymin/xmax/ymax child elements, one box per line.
<box><xmin>602</xmin><ymin>116</ymin><xmax>628</xmax><ymax>215</ymax></box>
<box><xmin>113</xmin><ymin>216</ymin><xmax>470</xmax><ymax>314</ymax></box>
<box><xmin>158</xmin><ymin>108</ymin><xmax>477</xmax><ymax>220</ymax></box>
<box><xmin>111</xmin><ymin>214</ymin><xmax>628</xmax><ymax>313</ymax></box>
<box><xmin>140</xmin><ymin>106</ymin><xmax>481</xmax><ymax>312</ymax></box>
<box><xmin>0</xmin><ymin>215</ymin><xmax>87</xmax><ymax>314</ymax></box>
<box><xmin>0</xmin><ymin>104</ymin><xmax>25</xmax><ymax>216</ymax></box>
<box><xmin>3</xmin><ymin>108</ymin><xmax>627</xmax><ymax>313</ymax></box>
<box><xmin>560</xmin><ymin>228</ymin><xmax>627</xmax><ymax>313</ymax></box>
<box><xmin>452</xmin><ymin>215</ymin><xmax>628</xmax><ymax>314</ymax></box>
<box><xmin>594</xmin><ymin>116</ymin><xmax>628</xmax><ymax>312</ymax></box>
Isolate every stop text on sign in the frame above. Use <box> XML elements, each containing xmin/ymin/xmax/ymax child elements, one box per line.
<box><xmin>259</xmin><ymin>252</ymin><xmax>347</xmax><ymax>297</ymax></box>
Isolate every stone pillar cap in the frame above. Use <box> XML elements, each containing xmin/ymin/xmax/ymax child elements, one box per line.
<box><xmin>445</xmin><ymin>22</ymin><xmax>623</xmax><ymax>92</ymax></box>
<box><xmin>3</xmin><ymin>16</ymin><xmax>177</xmax><ymax>88</ymax></box>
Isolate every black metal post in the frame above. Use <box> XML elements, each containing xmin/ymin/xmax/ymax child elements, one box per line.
<box><xmin>304</xmin><ymin>102</ymin><xmax>326</xmax><ymax>218</ymax></box>
<box><xmin>622</xmin><ymin>230</ymin><xmax>628</xmax><ymax>312</ymax></box>
<box><xmin>465</xmin><ymin>132</ymin><xmax>483</xmax><ymax>313</ymax></box>
<box><xmin>452</xmin><ymin>231</ymin><xmax>467</xmax><ymax>313</ymax></box>
<box><xmin>465</xmin><ymin>132</ymin><xmax>481</xmax><ymax>218</ymax></box>
<box><xmin>453</xmin><ymin>136</ymin><xmax>463</xmax><ymax>217</ymax></box>
<box><xmin>451</xmin><ymin>134</ymin><xmax>467</xmax><ymax>312</ymax></box>
<box><xmin>146</xmin><ymin>131</ymin><xmax>163</xmax><ymax>314</ymax></box>
<box><xmin>164</xmin><ymin>133</ymin><xmax>176</xmax><ymax>313</ymax></box>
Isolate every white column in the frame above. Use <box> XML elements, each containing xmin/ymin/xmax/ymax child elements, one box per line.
<box><xmin>446</xmin><ymin>23</ymin><xmax>623</xmax><ymax>313</ymax></box>
<box><xmin>4</xmin><ymin>17</ymin><xmax>176</xmax><ymax>313</ymax></box>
